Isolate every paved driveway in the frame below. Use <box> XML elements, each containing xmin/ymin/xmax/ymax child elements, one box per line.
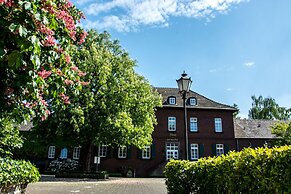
<box><xmin>26</xmin><ymin>176</ymin><xmax>167</xmax><ymax>194</ymax></box>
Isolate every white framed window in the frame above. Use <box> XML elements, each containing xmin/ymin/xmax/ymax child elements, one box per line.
<box><xmin>190</xmin><ymin>144</ymin><xmax>199</xmax><ymax>160</ymax></box>
<box><xmin>118</xmin><ymin>146</ymin><xmax>127</xmax><ymax>158</ymax></box>
<box><xmin>73</xmin><ymin>147</ymin><xmax>81</xmax><ymax>159</ymax></box>
<box><xmin>214</xmin><ymin>118</ymin><xmax>223</xmax><ymax>132</ymax></box>
<box><xmin>60</xmin><ymin>148</ymin><xmax>68</xmax><ymax>159</ymax></box>
<box><xmin>48</xmin><ymin>146</ymin><xmax>55</xmax><ymax>158</ymax></box>
<box><xmin>189</xmin><ymin>98</ymin><xmax>197</xmax><ymax>106</ymax></box>
<box><xmin>169</xmin><ymin>97</ymin><xmax>176</xmax><ymax>105</ymax></box>
<box><xmin>166</xmin><ymin>143</ymin><xmax>179</xmax><ymax>160</ymax></box>
<box><xmin>216</xmin><ymin>144</ymin><xmax>224</xmax><ymax>156</ymax></box>
<box><xmin>190</xmin><ymin>117</ymin><xmax>198</xmax><ymax>132</ymax></box>
<box><xmin>168</xmin><ymin>117</ymin><xmax>176</xmax><ymax>131</ymax></box>
<box><xmin>142</xmin><ymin>145</ymin><xmax>151</xmax><ymax>159</ymax></box>
<box><xmin>98</xmin><ymin>145</ymin><xmax>107</xmax><ymax>157</ymax></box>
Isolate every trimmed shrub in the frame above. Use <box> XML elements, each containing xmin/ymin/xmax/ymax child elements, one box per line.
<box><xmin>164</xmin><ymin>146</ymin><xmax>291</xmax><ymax>194</ymax></box>
<box><xmin>0</xmin><ymin>157</ymin><xmax>40</xmax><ymax>192</ymax></box>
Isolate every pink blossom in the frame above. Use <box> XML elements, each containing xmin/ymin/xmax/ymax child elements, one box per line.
<box><xmin>65</xmin><ymin>55</ymin><xmax>71</xmax><ymax>64</ymax></box>
<box><xmin>41</xmin><ymin>116</ymin><xmax>46</xmax><ymax>121</ymax></box>
<box><xmin>69</xmin><ymin>31</ymin><xmax>76</xmax><ymax>41</ymax></box>
<box><xmin>64</xmin><ymin>79</ymin><xmax>74</xmax><ymax>85</ymax></box>
<box><xmin>56</xmin><ymin>69</ymin><xmax>63</xmax><ymax>76</ymax></box>
<box><xmin>38</xmin><ymin>70</ymin><xmax>51</xmax><ymax>79</ymax></box>
<box><xmin>41</xmin><ymin>99</ymin><xmax>48</xmax><ymax>106</ymax></box>
<box><xmin>78</xmin><ymin>31</ymin><xmax>88</xmax><ymax>45</ymax></box>
<box><xmin>39</xmin><ymin>24</ymin><xmax>54</xmax><ymax>36</ymax></box>
<box><xmin>71</xmin><ymin>66</ymin><xmax>79</xmax><ymax>71</ymax></box>
<box><xmin>43</xmin><ymin>35</ymin><xmax>56</xmax><ymax>46</ymax></box>
<box><xmin>65</xmin><ymin>0</ymin><xmax>73</xmax><ymax>8</ymax></box>
<box><xmin>23</xmin><ymin>102</ymin><xmax>31</xmax><ymax>108</ymax></box>
<box><xmin>78</xmin><ymin>71</ymin><xmax>86</xmax><ymax>77</ymax></box>
<box><xmin>0</xmin><ymin>0</ymin><xmax>14</xmax><ymax>7</ymax></box>
<box><xmin>60</xmin><ymin>93</ymin><xmax>70</xmax><ymax>104</ymax></box>
<box><xmin>56</xmin><ymin>47</ymin><xmax>64</xmax><ymax>54</ymax></box>
<box><xmin>45</xmin><ymin>109</ymin><xmax>51</xmax><ymax>116</ymax></box>
<box><xmin>80</xmin><ymin>81</ymin><xmax>90</xmax><ymax>86</ymax></box>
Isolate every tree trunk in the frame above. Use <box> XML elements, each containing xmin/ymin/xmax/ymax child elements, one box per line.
<box><xmin>84</xmin><ymin>142</ymin><xmax>94</xmax><ymax>172</ymax></box>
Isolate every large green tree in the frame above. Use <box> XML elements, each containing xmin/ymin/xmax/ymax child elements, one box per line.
<box><xmin>33</xmin><ymin>30</ymin><xmax>162</xmax><ymax>171</ymax></box>
<box><xmin>248</xmin><ymin>95</ymin><xmax>291</xmax><ymax>120</ymax></box>
<box><xmin>271</xmin><ymin>121</ymin><xmax>291</xmax><ymax>146</ymax></box>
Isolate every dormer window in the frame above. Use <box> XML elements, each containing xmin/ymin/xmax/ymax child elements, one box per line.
<box><xmin>189</xmin><ymin>97</ymin><xmax>197</xmax><ymax>106</ymax></box>
<box><xmin>168</xmin><ymin>97</ymin><xmax>176</xmax><ymax>105</ymax></box>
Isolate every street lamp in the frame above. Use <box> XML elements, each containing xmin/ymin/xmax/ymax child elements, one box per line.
<box><xmin>176</xmin><ymin>71</ymin><xmax>192</xmax><ymax>160</ymax></box>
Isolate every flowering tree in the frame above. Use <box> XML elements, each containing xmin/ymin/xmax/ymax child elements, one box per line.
<box><xmin>0</xmin><ymin>0</ymin><xmax>87</xmax><ymax>122</ymax></box>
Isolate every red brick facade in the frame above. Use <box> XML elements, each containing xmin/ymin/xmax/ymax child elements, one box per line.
<box><xmin>98</xmin><ymin>88</ymin><xmax>237</xmax><ymax>177</ymax></box>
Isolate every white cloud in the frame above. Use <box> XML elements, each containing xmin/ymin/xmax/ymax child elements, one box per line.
<box><xmin>80</xmin><ymin>0</ymin><xmax>249</xmax><ymax>32</ymax></box>
<box><xmin>226</xmin><ymin>88</ymin><xmax>234</xmax><ymax>91</ymax></box>
<box><xmin>244</xmin><ymin>61</ymin><xmax>255</xmax><ymax>67</ymax></box>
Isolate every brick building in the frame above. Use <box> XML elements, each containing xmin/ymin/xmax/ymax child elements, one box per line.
<box><xmin>98</xmin><ymin>87</ymin><xmax>237</xmax><ymax>176</ymax></box>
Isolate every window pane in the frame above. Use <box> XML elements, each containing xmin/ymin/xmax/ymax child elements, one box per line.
<box><xmin>118</xmin><ymin>146</ymin><xmax>127</xmax><ymax>158</ymax></box>
<box><xmin>190</xmin><ymin>117</ymin><xmax>198</xmax><ymax>132</ymax></box>
<box><xmin>190</xmin><ymin>144</ymin><xmax>199</xmax><ymax>160</ymax></box>
<box><xmin>190</xmin><ymin>98</ymin><xmax>197</xmax><ymax>105</ymax></box>
<box><xmin>60</xmin><ymin>148</ymin><xmax>68</xmax><ymax>159</ymax></box>
<box><xmin>73</xmin><ymin>147</ymin><xmax>81</xmax><ymax>159</ymax></box>
<box><xmin>169</xmin><ymin>97</ymin><xmax>176</xmax><ymax>105</ymax></box>
<box><xmin>215</xmin><ymin>118</ymin><xmax>222</xmax><ymax>132</ymax></box>
<box><xmin>168</xmin><ymin>117</ymin><xmax>176</xmax><ymax>131</ymax></box>
<box><xmin>48</xmin><ymin>146</ymin><xmax>55</xmax><ymax>158</ymax></box>
<box><xmin>142</xmin><ymin>145</ymin><xmax>151</xmax><ymax>159</ymax></box>
<box><xmin>216</xmin><ymin>144</ymin><xmax>224</xmax><ymax>156</ymax></box>
<box><xmin>99</xmin><ymin>145</ymin><xmax>107</xmax><ymax>157</ymax></box>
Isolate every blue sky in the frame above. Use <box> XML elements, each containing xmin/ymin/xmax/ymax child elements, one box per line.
<box><xmin>72</xmin><ymin>0</ymin><xmax>291</xmax><ymax>118</ymax></box>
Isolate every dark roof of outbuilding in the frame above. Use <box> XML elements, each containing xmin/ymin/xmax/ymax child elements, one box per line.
<box><xmin>154</xmin><ymin>87</ymin><xmax>237</xmax><ymax>111</ymax></box>
<box><xmin>234</xmin><ymin>119</ymin><xmax>277</xmax><ymax>139</ymax></box>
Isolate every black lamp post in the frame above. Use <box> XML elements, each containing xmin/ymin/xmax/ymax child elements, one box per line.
<box><xmin>176</xmin><ymin>71</ymin><xmax>192</xmax><ymax>160</ymax></box>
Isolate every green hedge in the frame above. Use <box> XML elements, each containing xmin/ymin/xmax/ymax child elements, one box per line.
<box><xmin>164</xmin><ymin>146</ymin><xmax>291</xmax><ymax>194</ymax></box>
<box><xmin>0</xmin><ymin>157</ymin><xmax>40</xmax><ymax>187</ymax></box>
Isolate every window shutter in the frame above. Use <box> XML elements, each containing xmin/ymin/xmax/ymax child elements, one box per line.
<box><xmin>224</xmin><ymin>144</ymin><xmax>229</xmax><ymax>154</ymax></box>
<box><xmin>114</xmin><ymin>147</ymin><xmax>118</xmax><ymax>158</ymax></box>
<box><xmin>211</xmin><ymin>144</ymin><xmax>216</xmax><ymax>156</ymax></box>
<box><xmin>199</xmin><ymin>144</ymin><xmax>204</xmax><ymax>158</ymax></box>
<box><xmin>137</xmin><ymin>149</ymin><xmax>142</xmax><ymax>159</ymax></box>
<box><xmin>127</xmin><ymin>146</ymin><xmax>131</xmax><ymax>159</ymax></box>
<box><xmin>151</xmin><ymin>144</ymin><xmax>156</xmax><ymax>159</ymax></box>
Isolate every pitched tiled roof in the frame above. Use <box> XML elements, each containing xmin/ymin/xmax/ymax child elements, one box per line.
<box><xmin>234</xmin><ymin>119</ymin><xmax>277</xmax><ymax>139</ymax></box>
<box><xmin>154</xmin><ymin>87</ymin><xmax>237</xmax><ymax>111</ymax></box>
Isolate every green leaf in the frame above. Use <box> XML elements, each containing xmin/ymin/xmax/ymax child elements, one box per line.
<box><xmin>19</xmin><ymin>25</ymin><xmax>28</xmax><ymax>37</ymax></box>
<box><xmin>9</xmin><ymin>23</ymin><xmax>18</xmax><ymax>32</ymax></box>
<box><xmin>8</xmin><ymin>50</ymin><xmax>21</xmax><ymax>68</ymax></box>
<box><xmin>24</xmin><ymin>2</ymin><xmax>31</xmax><ymax>10</ymax></box>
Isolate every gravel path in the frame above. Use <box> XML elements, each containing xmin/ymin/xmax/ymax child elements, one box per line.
<box><xmin>26</xmin><ymin>176</ymin><xmax>167</xmax><ymax>194</ymax></box>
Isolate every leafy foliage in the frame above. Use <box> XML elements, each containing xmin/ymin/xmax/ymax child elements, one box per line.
<box><xmin>0</xmin><ymin>157</ymin><xmax>40</xmax><ymax>186</ymax></box>
<box><xmin>272</xmin><ymin>121</ymin><xmax>291</xmax><ymax>146</ymax></box>
<box><xmin>33</xmin><ymin>30</ymin><xmax>162</xmax><ymax>148</ymax></box>
<box><xmin>0</xmin><ymin>115</ymin><xmax>23</xmax><ymax>157</ymax></box>
<box><xmin>249</xmin><ymin>95</ymin><xmax>291</xmax><ymax>120</ymax></box>
<box><xmin>0</xmin><ymin>0</ymin><xmax>87</xmax><ymax>122</ymax></box>
<box><xmin>164</xmin><ymin>146</ymin><xmax>291</xmax><ymax>194</ymax></box>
